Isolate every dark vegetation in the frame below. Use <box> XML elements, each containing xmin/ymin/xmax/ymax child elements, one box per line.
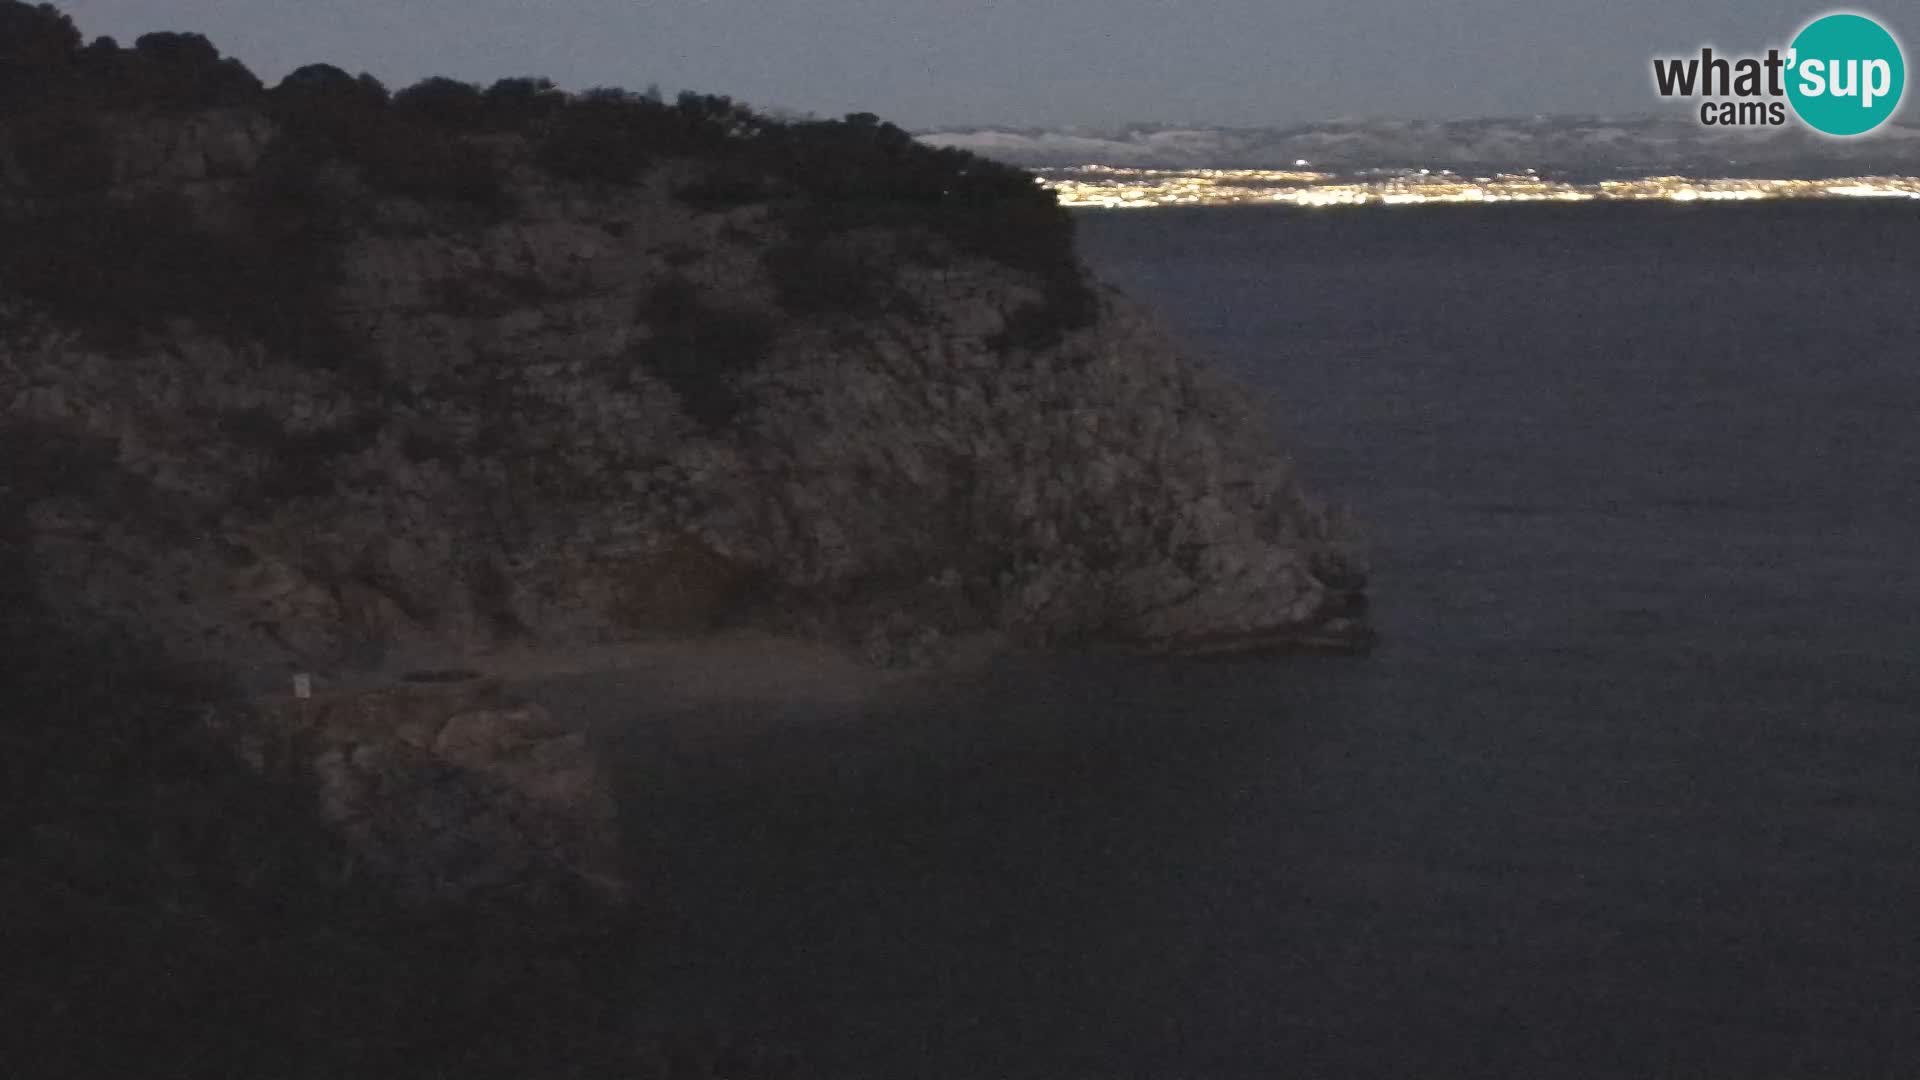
<box><xmin>3</xmin><ymin>193</ymin><xmax>342</xmax><ymax>358</ymax></box>
<box><xmin>634</xmin><ymin>276</ymin><xmax>780</xmax><ymax>427</ymax></box>
<box><xmin>1</xmin><ymin>1</ymin><xmax>1093</xmax><ymax>375</ymax></box>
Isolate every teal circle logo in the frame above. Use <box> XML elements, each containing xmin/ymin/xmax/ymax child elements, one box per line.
<box><xmin>1786</xmin><ymin>13</ymin><xmax>1906</xmax><ymax>136</ymax></box>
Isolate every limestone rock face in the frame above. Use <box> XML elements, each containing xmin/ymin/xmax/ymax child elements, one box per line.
<box><xmin>737</xmin><ymin>296</ymin><xmax>1371</xmax><ymax>657</ymax></box>
<box><xmin>213</xmin><ymin>676</ymin><xmax>625</xmax><ymax>913</ymax></box>
<box><xmin>1</xmin><ymin>107</ymin><xmax>1369</xmax><ymax>684</ymax></box>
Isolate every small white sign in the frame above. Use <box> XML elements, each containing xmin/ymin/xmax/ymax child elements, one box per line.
<box><xmin>292</xmin><ymin>673</ymin><xmax>312</xmax><ymax>700</ymax></box>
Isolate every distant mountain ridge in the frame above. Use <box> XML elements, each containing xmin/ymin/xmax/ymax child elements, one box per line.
<box><xmin>918</xmin><ymin>114</ymin><xmax>1920</xmax><ymax>177</ymax></box>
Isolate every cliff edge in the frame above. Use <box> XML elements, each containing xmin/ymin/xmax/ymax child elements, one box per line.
<box><xmin>0</xmin><ymin>12</ymin><xmax>1370</xmax><ymax>683</ymax></box>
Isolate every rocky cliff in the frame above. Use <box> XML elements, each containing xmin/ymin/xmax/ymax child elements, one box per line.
<box><xmin>2</xmin><ymin>12</ymin><xmax>1374</xmax><ymax>1071</ymax></box>
<box><xmin>0</xmin><ymin>19</ymin><xmax>1369</xmax><ymax>686</ymax></box>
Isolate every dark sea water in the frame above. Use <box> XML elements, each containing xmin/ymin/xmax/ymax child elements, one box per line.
<box><xmin>607</xmin><ymin>201</ymin><xmax>1920</xmax><ymax>1078</ymax></box>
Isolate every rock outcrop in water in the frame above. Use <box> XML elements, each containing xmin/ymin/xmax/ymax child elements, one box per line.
<box><xmin>207</xmin><ymin>674</ymin><xmax>626</xmax><ymax>912</ymax></box>
<box><xmin>0</xmin><ymin>10</ymin><xmax>1368</xmax><ymax>684</ymax></box>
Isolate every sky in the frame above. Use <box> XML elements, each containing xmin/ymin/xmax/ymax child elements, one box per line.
<box><xmin>59</xmin><ymin>0</ymin><xmax>1851</xmax><ymax>130</ymax></box>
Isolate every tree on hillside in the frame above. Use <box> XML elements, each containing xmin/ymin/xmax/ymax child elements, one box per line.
<box><xmin>484</xmin><ymin>76</ymin><xmax>564</xmax><ymax>124</ymax></box>
<box><xmin>267</xmin><ymin>63</ymin><xmax>390</xmax><ymax>142</ymax></box>
<box><xmin>273</xmin><ymin>63</ymin><xmax>386</xmax><ymax>107</ymax></box>
<box><xmin>132</xmin><ymin>30</ymin><xmax>218</xmax><ymax>67</ymax></box>
<box><xmin>393</xmin><ymin>76</ymin><xmax>488</xmax><ymax>131</ymax></box>
<box><xmin>128</xmin><ymin>31</ymin><xmax>262</xmax><ymax>108</ymax></box>
<box><xmin>0</xmin><ymin>1</ymin><xmax>79</xmax><ymax>63</ymax></box>
<box><xmin>0</xmin><ymin>1</ymin><xmax>80</xmax><ymax>103</ymax></box>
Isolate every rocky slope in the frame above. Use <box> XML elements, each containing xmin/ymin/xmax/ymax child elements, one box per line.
<box><xmin>206</xmin><ymin>673</ymin><xmax>625</xmax><ymax>912</ymax></box>
<box><xmin>0</xmin><ymin>21</ymin><xmax>1368</xmax><ymax>690</ymax></box>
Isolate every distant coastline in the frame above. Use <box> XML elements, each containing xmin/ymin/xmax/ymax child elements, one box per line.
<box><xmin>916</xmin><ymin>114</ymin><xmax>1920</xmax><ymax>176</ymax></box>
<box><xmin>916</xmin><ymin>114</ymin><xmax>1920</xmax><ymax>209</ymax></box>
<box><xmin>1036</xmin><ymin>166</ymin><xmax>1920</xmax><ymax>209</ymax></box>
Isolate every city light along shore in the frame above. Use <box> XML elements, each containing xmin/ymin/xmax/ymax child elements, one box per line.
<box><xmin>1041</xmin><ymin>166</ymin><xmax>1920</xmax><ymax>208</ymax></box>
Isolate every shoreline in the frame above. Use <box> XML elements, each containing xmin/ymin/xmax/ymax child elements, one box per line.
<box><xmin>246</xmin><ymin>629</ymin><xmax>1013</xmax><ymax>713</ymax></box>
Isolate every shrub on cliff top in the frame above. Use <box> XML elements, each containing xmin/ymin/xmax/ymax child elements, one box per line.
<box><xmin>534</xmin><ymin>92</ymin><xmax>659</xmax><ymax>184</ymax></box>
<box><xmin>0</xmin><ymin>10</ymin><xmax>261</xmax><ymax>113</ymax></box>
<box><xmin>483</xmin><ymin>76</ymin><xmax>566</xmax><ymax>126</ymax></box>
<box><xmin>392</xmin><ymin>76</ymin><xmax>489</xmax><ymax>131</ymax></box>
<box><xmin>126</xmin><ymin>31</ymin><xmax>261</xmax><ymax>107</ymax></box>
<box><xmin>0</xmin><ymin>1</ymin><xmax>81</xmax><ymax>103</ymax></box>
<box><xmin>264</xmin><ymin>69</ymin><xmax>511</xmax><ymax>214</ymax></box>
<box><xmin>742</xmin><ymin>114</ymin><xmax>1095</xmax><ymax>333</ymax></box>
<box><xmin>272</xmin><ymin>62</ymin><xmax>388</xmax><ymax>113</ymax></box>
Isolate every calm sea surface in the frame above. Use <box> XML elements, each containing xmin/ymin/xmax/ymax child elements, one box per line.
<box><xmin>597</xmin><ymin>201</ymin><xmax>1920</xmax><ymax>1078</ymax></box>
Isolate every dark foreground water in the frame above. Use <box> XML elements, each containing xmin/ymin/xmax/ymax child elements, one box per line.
<box><xmin>596</xmin><ymin>201</ymin><xmax>1920</xmax><ymax>1078</ymax></box>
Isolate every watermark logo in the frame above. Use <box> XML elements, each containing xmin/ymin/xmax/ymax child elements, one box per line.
<box><xmin>1788</xmin><ymin>13</ymin><xmax>1905</xmax><ymax>134</ymax></box>
<box><xmin>1652</xmin><ymin>11</ymin><xmax>1906</xmax><ymax>136</ymax></box>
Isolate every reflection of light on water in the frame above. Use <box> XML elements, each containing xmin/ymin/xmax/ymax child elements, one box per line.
<box><xmin>1824</xmin><ymin>184</ymin><xmax>1920</xmax><ymax>198</ymax></box>
<box><xmin>1668</xmin><ymin>189</ymin><xmax>1770</xmax><ymax>202</ymax></box>
<box><xmin>1039</xmin><ymin>168</ymin><xmax>1920</xmax><ymax>209</ymax></box>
